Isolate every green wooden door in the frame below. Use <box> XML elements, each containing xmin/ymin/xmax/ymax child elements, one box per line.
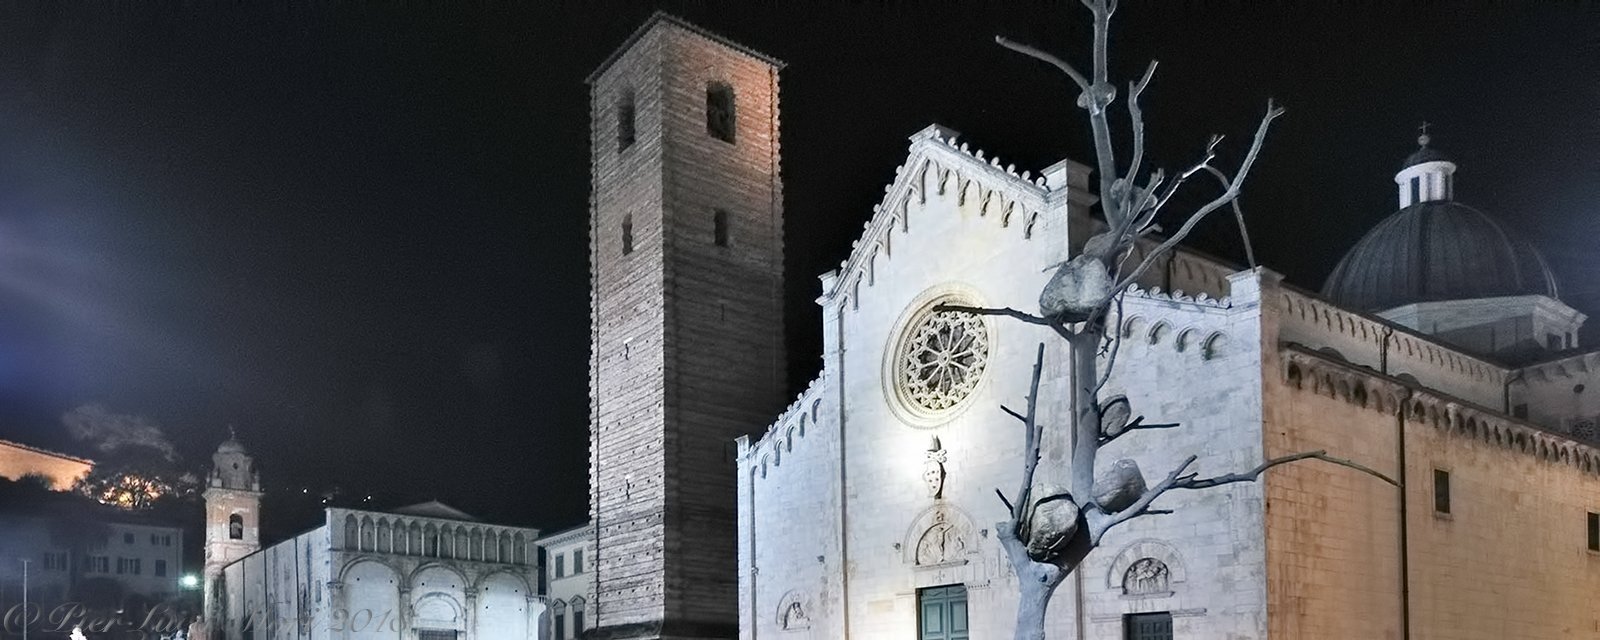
<box><xmin>918</xmin><ymin>585</ymin><xmax>969</xmax><ymax>640</ymax></box>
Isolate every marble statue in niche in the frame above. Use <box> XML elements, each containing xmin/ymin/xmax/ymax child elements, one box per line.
<box><xmin>915</xmin><ymin>509</ymin><xmax>969</xmax><ymax>565</ymax></box>
<box><xmin>1122</xmin><ymin>557</ymin><xmax>1170</xmax><ymax>595</ymax></box>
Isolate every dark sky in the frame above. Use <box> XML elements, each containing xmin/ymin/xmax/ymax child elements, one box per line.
<box><xmin>2</xmin><ymin>2</ymin><xmax>1598</xmax><ymax>534</ymax></box>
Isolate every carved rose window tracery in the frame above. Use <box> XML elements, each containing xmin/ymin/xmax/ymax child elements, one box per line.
<box><xmin>900</xmin><ymin>310</ymin><xmax>989</xmax><ymax>412</ymax></box>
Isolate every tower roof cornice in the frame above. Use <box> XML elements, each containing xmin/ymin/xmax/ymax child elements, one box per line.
<box><xmin>585</xmin><ymin>11</ymin><xmax>785</xmax><ymax>85</ymax></box>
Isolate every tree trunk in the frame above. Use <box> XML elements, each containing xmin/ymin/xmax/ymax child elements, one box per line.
<box><xmin>1012</xmin><ymin>569</ymin><xmax>1061</xmax><ymax>640</ymax></box>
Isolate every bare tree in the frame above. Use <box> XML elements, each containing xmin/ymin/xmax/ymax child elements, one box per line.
<box><xmin>939</xmin><ymin>2</ymin><xmax>1399</xmax><ymax>638</ymax></box>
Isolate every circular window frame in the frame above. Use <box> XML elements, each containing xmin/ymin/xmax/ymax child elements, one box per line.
<box><xmin>882</xmin><ymin>285</ymin><xmax>996</xmax><ymax>428</ymax></box>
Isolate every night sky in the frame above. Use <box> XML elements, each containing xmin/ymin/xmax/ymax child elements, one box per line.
<box><xmin>1</xmin><ymin>2</ymin><xmax>1598</xmax><ymax>535</ymax></box>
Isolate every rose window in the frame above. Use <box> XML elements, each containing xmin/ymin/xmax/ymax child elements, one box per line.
<box><xmin>898</xmin><ymin>308</ymin><xmax>990</xmax><ymax>413</ymax></box>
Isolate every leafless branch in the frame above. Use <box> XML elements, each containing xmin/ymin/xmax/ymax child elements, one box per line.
<box><xmin>994</xmin><ymin>36</ymin><xmax>1090</xmax><ymax>92</ymax></box>
<box><xmin>1202</xmin><ymin>165</ymin><xmax>1257</xmax><ymax>268</ymax></box>
<box><xmin>1013</xmin><ymin>343</ymin><xmax>1048</xmax><ymax>523</ymax></box>
<box><xmin>1116</xmin><ymin>99</ymin><xmax>1285</xmax><ymax>291</ymax></box>
<box><xmin>1092</xmin><ymin>294</ymin><xmax>1126</xmax><ymax>394</ymax></box>
<box><xmin>1096</xmin><ymin>416</ymin><xmax>1181</xmax><ymax>446</ymax></box>
<box><xmin>936</xmin><ymin>304</ymin><xmax>1052</xmax><ymax>327</ymax></box>
<box><xmin>1001</xmin><ymin>405</ymin><xmax>1027</xmax><ymax>423</ymax></box>
<box><xmin>1122</xmin><ymin>60</ymin><xmax>1159</xmax><ymax>212</ymax></box>
<box><xmin>1174</xmin><ymin>450</ymin><xmax>1400</xmax><ymax>490</ymax></box>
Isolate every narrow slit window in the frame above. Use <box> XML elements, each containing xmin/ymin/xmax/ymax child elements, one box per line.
<box><xmin>617</xmin><ymin>90</ymin><xmax>636</xmax><ymax>151</ymax></box>
<box><xmin>1588</xmin><ymin>512</ymin><xmax>1599</xmax><ymax>551</ymax></box>
<box><xmin>1410</xmin><ymin>176</ymin><xmax>1421</xmax><ymax>204</ymax></box>
<box><xmin>1433</xmin><ymin>469</ymin><xmax>1450</xmax><ymax>514</ymax></box>
<box><xmin>706</xmin><ymin>82</ymin><xmax>735</xmax><ymax>143</ymax></box>
<box><xmin>713</xmin><ymin>209</ymin><xmax>729</xmax><ymax>247</ymax></box>
<box><xmin>622</xmin><ymin>216</ymin><xmax>634</xmax><ymax>255</ymax></box>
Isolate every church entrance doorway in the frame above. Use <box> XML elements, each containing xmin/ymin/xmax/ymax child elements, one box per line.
<box><xmin>917</xmin><ymin>584</ymin><xmax>969</xmax><ymax>640</ymax></box>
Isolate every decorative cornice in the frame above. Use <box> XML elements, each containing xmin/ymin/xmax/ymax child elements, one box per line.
<box><xmin>819</xmin><ymin>126</ymin><xmax>1055</xmax><ymax>312</ymax></box>
<box><xmin>1280</xmin><ymin>344</ymin><xmax>1600</xmax><ymax>475</ymax></box>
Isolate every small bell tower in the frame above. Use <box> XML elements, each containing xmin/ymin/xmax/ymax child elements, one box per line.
<box><xmin>201</xmin><ymin>429</ymin><xmax>262</xmax><ymax>628</ymax></box>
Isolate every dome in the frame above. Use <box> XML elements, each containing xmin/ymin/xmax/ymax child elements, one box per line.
<box><xmin>1322</xmin><ymin>201</ymin><xmax>1558</xmax><ymax>311</ymax></box>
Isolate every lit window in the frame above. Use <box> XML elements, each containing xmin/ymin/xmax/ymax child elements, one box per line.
<box><xmin>1433</xmin><ymin>469</ymin><xmax>1450</xmax><ymax>514</ymax></box>
<box><xmin>713</xmin><ymin>209</ymin><xmax>729</xmax><ymax>247</ymax></box>
<box><xmin>618</xmin><ymin>90</ymin><xmax>636</xmax><ymax>151</ymax></box>
<box><xmin>706</xmin><ymin>82</ymin><xmax>735</xmax><ymax>143</ymax></box>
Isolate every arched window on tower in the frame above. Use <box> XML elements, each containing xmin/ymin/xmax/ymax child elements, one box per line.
<box><xmin>229</xmin><ymin>514</ymin><xmax>244</xmax><ymax>540</ymax></box>
<box><xmin>706</xmin><ymin>82</ymin><xmax>735</xmax><ymax>143</ymax></box>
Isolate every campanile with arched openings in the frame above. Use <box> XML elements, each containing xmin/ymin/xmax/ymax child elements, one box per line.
<box><xmin>586</xmin><ymin>12</ymin><xmax>787</xmax><ymax>638</ymax></box>
<box><xmin>202</xmin><ymin>430</ymin><xmax>261</xmax><ymax>626</ymax></box>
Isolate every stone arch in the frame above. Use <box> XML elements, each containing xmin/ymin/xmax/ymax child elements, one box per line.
<box><xmin>477</xmin><ymin>571</ymin><xmax>531</xmax><ymax>639</ymax></box>
<box><xmin>1121</xmin><ymin>315</ymin><xmax>1146</xmax><ymax>339</ymax></box>
<box><xmin>900</xmin><ymin>504</ymin><xmax>978</xmax><ymax>566</ymax></box>
<box><xmin>344</xmin><ymin>513</ymin><xmax>359</xmax><ymax>549</ymax></box>
<box><xmin>810</xmin><ymin>398</ymin><xmax>822</xmax><ymax>423</ymax></box>
<box><xmin>1285</xmin><ymin>363</ymin><xmax>1302</xmax><ymax>388</ymax></box>
<box><xmin>498</xmin><ymin>531</ymin><xmax>512</xmax><ymax>563</ymax></box>
<box><xmin>1201</xmin><ymin>332</ymin><xmax>1228</xmax><ymax>360</ymax></box>
<box><xmin>409</xmin><ymin>522</ymin><xmax>423</xmax><ymax>556</ymax></box>
<box><xmin>412</xmin><ymin>591</ymin><xmax>465</xmax><ymax>633</ymax></box>
<box><xmin>470</xmin><ymin>528</ymin><xmax>484</xmax><ymax>561</ymax></box>
<box><xmin>513</xmin><ymin>533</ymin><xmax>528</xmax><ymax>565</ymax></box>
<box><xmin>776</xmin><ymin>589</ymin><xmax>812</xmax><ymax>630</ymax></box>
<box><xmin>360</xmin><ymin>516</ymin><xmax>376</xmax><ymax>552</ymax></box>
<box><xmin>1352</xmin><ymin>382</ymin><xmax>1368</xmax><ymax>408</ymax></box>
<box><xmin>455</xmin><ymin>529</ymin><xmax>469</xmax><ymax>560</ymax></box>
<box><xmin>1147</xmin><ymin>320</ymin><xmax>1170</xmax><ymax>345</ymax></box>
<box><xmin>409</xmin><ymin>563</ymin><xmax>468</xmax><ymax>595</ymax></box>
<box><xmin>424</xmin><ymin>523</ymin><xmax>439</xmax><ymax>557</ymax></box>
<box><xmin>1106</xmin><ymin>539</ymin><xmax>1187</xmax><ymax>596</ymax></box>
<box><xmin>338</xmin><ymin>557</ymin><xmax>402</xmax><ymax>588</ymax></box>
<box><xmin>376</xmin><ymin>518</ymin><xmax>392</xmax><ymax>554</ymax></box>
<box><xmin>1175</xmin><ymin>328</ymin><xmax>1198</xmax><ymax>353</ymax></box>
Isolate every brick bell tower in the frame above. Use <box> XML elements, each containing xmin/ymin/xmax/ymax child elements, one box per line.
<box><xmin>585</xmin><ymin>13</ymin><xmax>786</xmax><ymax>640</ymax></box>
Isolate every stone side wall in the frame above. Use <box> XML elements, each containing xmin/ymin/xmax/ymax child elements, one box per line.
<box><xmin>737</xmin><ymin>378</ymin><xmax>839</xmax><ymax>640</ymax></box>
<box><xmin>0</xmin><ymin>439</ymin><xmax>91</xmax><ymax>490</ymax></box>
<box><xmin>1265</xmin><ymin>297</ymin><xmax>1600</xmax><ymax>638</ymax></box>
<box><xmin>588</xmin><ymin>21</ymin><xmax>671</xmax><ymax>633</ymax></box>
<box><xmin>589</xmin><ymin>16</ymin><xmax>786</xmax><ymax>637</ymax></box>
<box><xmin>658</xmin><ymin>24</ymin><xmax>786</xmax><ymax>631</ymax></box>
<box><xmin>219</xmin><ymin>528</ymin><xmax>330</xmax><ymax>640</ymax></box>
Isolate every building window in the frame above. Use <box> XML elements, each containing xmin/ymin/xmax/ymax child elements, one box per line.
<box><xmin>229</xmin><ymin>514</ymin><xmax>244</xmax><ymax>539</ymax></box>
<box><xmin>713</xmin><ymin>209</ymin><xmax>729</xmax><ymax>247</ymax></box>
<box><xmin>43</xmin><ymin>552</ymin><xmax>66</xmax><ymax>571</ymax></box>
<box><xmin>1588</xmin><ymin>512</ymin><xmax>1599</xmax><ymax>551</ymax></box>
<box><xmin>574</xmin><ymin>549</ymin><xmax>583</xmax><ymax>574</ymax></box>
<box><xmin>1124</xmin><ymin>612</ymin><xmax>1173</xmax><ymax>640</ymax></box>
<box><xmin>622</xmin><ymin>216</ymin><xmax>634</xmax><ymax>255</ymax></box>
<box><xmin>1433</xmin><ymin>469</ymin><xmax>1451</xmax><ymax>515</ymax></box>
<box><xmin>555</xmin><ymin>554</ymin><xmax>565</xmax><ymax>578</ymax></box>
<box><xmin>1410</xmin><ymin>177</ymin><xmax>1420</xmax><ymax>204</ymax></box>
<box><xmin>1549</xmin><ymin>334</ymin><xmax>1563</xmax><ymax>351</ymax></box>
<box><xmin>571</xmin><ymin>597</ymin><xmax>586</xmax><ymax>633</ymax></box>
<box><xmin>84</xmin><ymin>556</ymin><xmax>108</xmax><ymax>574</ymax></box>
<box><xmin>554</xmin><ymin>612</ymin><xmax>566</xmax><ymax>639</ymax></box>
<box><xmin>155</xmin><ymin>559</ymin><xmax>167</xmax><ymax>577</ymax></box>
<box><xmin>706</xmin><ymin>82</ymin><xmax>735</xmax><ymax>143</ymax></box>
<box><xmin>117</xmin><ymin>558</ymin><xmax>141</xmax><ymax>575</ymax></box>
<box><xmin>124</xmin><ymin>533</ymin><xmax>134</xmax><ymax>544</ymax></box>
<box><xmin>617</xmin><ymin>90</ymin><xmax>636</xmax><ymax>151</ymax></box>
